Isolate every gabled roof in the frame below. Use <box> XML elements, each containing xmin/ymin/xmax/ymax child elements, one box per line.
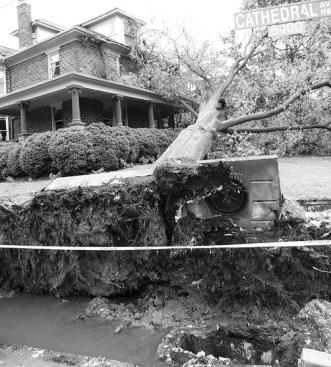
<box><xmin>81</xmin><ymin>7</ymin><xmax>145</xmax><ymax>28</ymax></box>
<box><xmin>0</xmin><ymin>45</ymin><xmax>17</xmax><ymax>57</ymax></box>
<box><xmin>11</xmin><ymin>19</ymin><xmax>66</xmax><ymax>37</ymax></box>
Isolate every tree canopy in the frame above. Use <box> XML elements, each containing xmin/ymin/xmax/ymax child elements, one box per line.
<box><xmin>131</xmin><ymin>5</ymin><xmax>331</xmax><ymax>137</ymax></box>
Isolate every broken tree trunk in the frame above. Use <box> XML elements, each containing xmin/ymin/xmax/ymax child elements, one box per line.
<box><xmin>156</xmin><ymin>94</ymin><xmax>221</xmax><ymax>164</ymax></box>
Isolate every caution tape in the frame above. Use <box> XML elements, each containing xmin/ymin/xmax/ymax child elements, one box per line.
<box><xmin>0</xmin><ymin>240</ymin><xmax>330</xmax><ymax>251</ymax></box>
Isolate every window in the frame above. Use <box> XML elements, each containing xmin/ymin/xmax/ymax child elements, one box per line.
<box><xmin>0</xmin><ymin>69</ymin><xmax>5</xmax><ymax>95</ymax></box>
<box><xmin>52</xmin><ymin>106</ymin><xmax>64</xmax><ymax>130</ymax></box>
<box><xmin>48</xmin><ymin>51</ymin><xmax>60</xmax><ymax>78</ymax></box>
<box><xmin>0</xmin><ymin>118</ymin><xmax>7</xmax><ymax>141</ymax></box>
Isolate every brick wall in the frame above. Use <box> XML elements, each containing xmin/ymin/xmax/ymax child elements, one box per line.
<box><xmin>78</xmin><ymin>42</ymin><xmax>105</xmax><ymax>79</ymax></box>
<box><xmin>6</xmin><ymin>40</ymin><xmax>139</xmax><ymax>92</ymax></box>
<box><xmin>63</xmin><ymin>98</ymin><xmax>104</xmax><ymax>125</ymax></box>
<box><xmin>59</xmin><ymin>42</ymin><xmax>81</xmax><ymax>74</ymax></box>
<box><xmin>27</xmin><ymin>106</ymin><xmax>52</xmax><ymax>133</ymax></box>
<box><xmin>9</xmin><ymin>54</ymin><xmax>48</xmax><ymax>91</ymax></box>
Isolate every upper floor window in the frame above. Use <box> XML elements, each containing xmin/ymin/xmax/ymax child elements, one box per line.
<box><xmin>48</xmin><ymin>51</ymin><xmax>60</xmax><ymax>78</ymax></box>
<box><xmin>0</xmin><ymin>70</ymin><xmax>6</xmax><ymax>95</ymax></box>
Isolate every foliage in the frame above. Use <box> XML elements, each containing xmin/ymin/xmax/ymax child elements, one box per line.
<box><xmin>134</xmin><ymin>128</ymin><xmax>178</xmax><ymax>161</ymax></box>
<box><xmin>20</xmin><ymin>132</ymin><xmax>53</xmax><ymax>178</ymax></box>
<box><xmin>48</xmin><ymin>127</ymin><xmax>92</xmax><ymax>176</ymax></box>
<box><xmin>210</xmin><ymin>132</ymin><xmax>264</xmax><ymax>158</ymax></box>
<box><xmin>108</xmin><ymin>126</ymin><xmax>139</xmax><ymax>164</ymax></box>
<box><xmin>0</xmin><ymin>142</ymin><xmax>17</xmax><ymax>180</ymax></box>
<box><xmin>7</xmin><ymin>143</ymin><xmax>24</xmax><ymax>178</ymax></box>
<box><xmin>131</xmin><ymin>13</ymin><xmax>331</xmax><ymax>152</ymax></box>
<box><xmin>85</xmin><ymin>123</ymin><xmax>119</xmax><ymax>171</ymax></box>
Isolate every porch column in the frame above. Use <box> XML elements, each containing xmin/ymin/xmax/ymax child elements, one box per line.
<box><xmin>67</xmin><ymin>86</ymin><xmax>85</xmax><ymax>127</ymax></box>
<box><xmin>113</xmin><ymin>95</ymin><xmax>123</xmax><ymax>127</ymax></box>
<box><xmin>148</xmin><ymin>101</ymin><xmax>155</xmax><ymax>128</ymax></box>
<box><xmin>17</xmin><ymin>101</ymin><xmax>30</xmax><ymax>140</ymax></box>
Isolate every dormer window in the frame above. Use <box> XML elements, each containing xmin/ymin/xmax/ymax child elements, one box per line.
<box><xmin>48</xmin><ymin>50</ymin><xmax>60</xmax><ymax>78</ymax></box>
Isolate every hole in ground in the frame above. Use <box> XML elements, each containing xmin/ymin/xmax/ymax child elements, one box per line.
<box><xmin>179</xmin><ymin>331</ymin><xmax>277</xmax><ymax>365</ymax></box>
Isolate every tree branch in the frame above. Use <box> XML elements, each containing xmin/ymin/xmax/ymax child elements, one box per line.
<box><xmin>217</xmin><ymin>79</ymin><xmax>331</xmax><ymax>131</ymax></box>
<box><xmin>177</xmin><ymin>98</ymin><xmax>199</xmax><ymax>117</ymax></box>
<box><xmin>225</xmin><ymin>123</ymin><xmax>331</xmax><ymax>134</ymax></box>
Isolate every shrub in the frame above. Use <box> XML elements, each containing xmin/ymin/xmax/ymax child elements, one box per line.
<box><xmin>49</xmin><ymin>127</ymin><xmax>92</xmax><ymax>176</ymax></box>
<box><xmin>85</xmin><ymin>123</ymin><xmax>119</xmax><ymax>171</ymax></box>
<box><xmin>134</xmin><ymin>128</ymin><xmax>160</xmax><ymax>161</ymax></box>
<box><xmin>153</xmin><ymin>129</ymin><xmax>178</xmax><ymax>154</ymax></box>
<box><xmin>0</xmin><ymin>143</ymin><xmax>17</xmax><ymax>180</ymax></box>
<box><xmin>7</xmin><ymin>143</ymin><xmax>24</xmax><ymax>178</ymax></box>
<box><xmin>108</xmin><ymin>127</ymin><xmax>139</xmax><ymax>164</ymax></box>
<box><xmin>20</xmin><ymin>132</ymin><xmax>53</xmax><ymax>178</ymax></box>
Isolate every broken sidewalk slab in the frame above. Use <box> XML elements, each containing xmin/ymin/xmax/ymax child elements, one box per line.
<box><xmin>45</xmin><ymin>164</ymin><xmax>155</xmax><ymax>191</ymax></box>
<box><xmin>299</xmin><ymin>348</ymin><xmax>331</xmax><ymax>367</ymax></box>
<box><xmin>0</xmin><ymin>344</ymin><xmax>137</xmax><ymax>367</ymax></box>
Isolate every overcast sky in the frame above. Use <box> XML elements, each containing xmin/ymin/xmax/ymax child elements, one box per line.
<box><xmin>0</xmin><ymin>0</ymin><xmax>244</xmax><ymax>49</ymax></box>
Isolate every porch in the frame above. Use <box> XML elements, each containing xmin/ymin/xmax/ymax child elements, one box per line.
<box><xmin>0</xmin><ymin>72</ymin><xmax>177</xmax><ymax>140</ymax></box>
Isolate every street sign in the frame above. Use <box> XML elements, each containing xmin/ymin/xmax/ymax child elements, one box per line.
<box><xmin>268</xmin><ymin>21</ymin><xmax>307</xmax><ymax>37</ymax></box>
<box><xmin>234</xmin><ymin>0</ymin><xmax>331</xmax><ymax>30</ymax></box>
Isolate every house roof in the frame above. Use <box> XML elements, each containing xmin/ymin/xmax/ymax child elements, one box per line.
<box><xmin>81</xmin><ymin>7</ymin><xmax>145</xmax><ymax>28</ymax></box>
<box><xmin>11</xmin><ymin>19</ymin><xmax>66</xmax><ymax>37</ymax></box>
<box><xmin>5</xmin><ymin>26</ymin><xmax>131</xmax><ymax>67</ymax></box>
<box><xmin>0</xmin><ymin>45</ymin><xmax>17</xmax><ymax>57</ymax></box>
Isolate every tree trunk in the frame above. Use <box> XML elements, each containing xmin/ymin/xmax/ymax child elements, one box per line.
<box><xmin>156</xmin><ymin>96</ymin><xmax>220</xmax><ymax>164</ymax></box>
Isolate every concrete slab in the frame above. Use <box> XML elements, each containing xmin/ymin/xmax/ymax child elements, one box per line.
<box><xmin>45</xmin><ymin>164</ymin><xmax>155</xmax><ymax>191</ymax></box>
<box><xmin>299</xmin><ymin>348</ymin><xmax>331</xmax><ymax>367</ymax></box>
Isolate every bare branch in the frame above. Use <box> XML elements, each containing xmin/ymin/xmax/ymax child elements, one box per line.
<box><xmin>177</xmin><ymin>98</ymin><xmax>199</xmax><ymax>117</ymax></box>
<box><xmin>225</xmin><ymin>123</ymin><xmax>331</xmax><ymax>134</ymax></box>
<box><xmin>176</xmin><ymin>95</ymin><xmax>200</xmax><ymax>108</ymax></box>
<box><xmin>217</xmin><ymin>79</ymin><xmax>331</xmax><ymax>131</ymax></box>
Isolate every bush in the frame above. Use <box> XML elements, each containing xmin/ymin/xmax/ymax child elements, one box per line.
<box><xmin>0</xmin><ymin>143</ymin><xmax>17</xmax><ymax>180</ymax></box>
<box><xmin>85</xmin><ymin>123</ymin><xmax>119</xmax><ymax>171</ymax></box>
<box><xmin>20</xmin><ymin>132</ymin><xmax>53</xmax><ymax>178</ymax></box>
<box><xmin>49</xmin><ymin>127</ymin><xmax>92</xmax><ymax>176</ymax></box>
<box><xmin>7</xmin><ymin>143</ymin><xmax>24</xmax><ymax>178</ymax></box>
<box><xmin>134</xmin><ymin>129</ymin><xmax>160</xmax><ymax>161</ymax></box>
<box><xmin>108</xmin><ymin>127</ymin><xmax>139</xmax><ymax>164</ymax></box>
<box><xmin>153</xmin><ymin>129</ymin><xmax>178</xmax><ymax>154</ymax></box>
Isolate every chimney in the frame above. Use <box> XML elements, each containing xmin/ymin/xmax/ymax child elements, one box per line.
<box><xmin>17</xmin><ymin>0</ymin><xmax>33</xmax><ymax>49</ymax></box>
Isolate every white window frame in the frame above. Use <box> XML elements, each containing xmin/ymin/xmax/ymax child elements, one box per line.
<box><xmin>0</xmin><ymin>67</ymin><xmax>6</xmax><ymax>96</ymax></box>
<box><xmin>46</xmin><ymin>47</ymin><xmax>60</xmax><ymax>79</ymax></box>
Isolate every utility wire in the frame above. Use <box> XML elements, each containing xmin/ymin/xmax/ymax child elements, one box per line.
<box><xmin>0</xmin><ymin>0</ymin><xmax>16</xmax><ymax>9</ymax></box>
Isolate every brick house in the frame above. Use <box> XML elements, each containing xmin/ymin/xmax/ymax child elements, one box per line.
<box><xmin>0</xmin><ymin>45</ymin><xmax>16</xmax><ymax>140</ymax></box>
<box><xmin>0</xmin><ymin>1</ymin><xmax>177</xmax><ymax>140</ymax></box>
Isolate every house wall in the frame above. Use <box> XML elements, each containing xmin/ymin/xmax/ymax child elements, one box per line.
<box><xmin>6</xmin><ymin>39</ymin><xmax>138</xmax><ymax>92</ymax></box>
<box><xmin>63</xmin><ymin>98</ymin><xmax>104</xmax><ymax>126</ymax></box>
<box><xmin>27</xmin><ymin>106</ymin><xmax>52</xmax><ymax>133</ymax></box>
<box><xmin>9</xmin><ymin>53</ymin><xmax>48</xmax><ymax>91</ymax></box>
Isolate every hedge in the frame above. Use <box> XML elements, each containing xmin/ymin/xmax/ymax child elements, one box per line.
<box><xmin>0</xmin><ymin>125</ymin><xmax>178</xmax><ymax>180</ymax></box>
<box><xmin>49</xmin><ymin>127</ymin><xmax>92</xmax><ymax>176</ymax></box>
<box><xmin>108</xmin><ymin>126</ymin><xmax>139</xmax><ymax>164</ymax></box>
<box><xmin>7</xmin><ymin>143</ymin><xmax>24</xmax><ymax>178</ymax></box>
<box><xmin>20</xmin><ymin>132</ymin><xmax>53</xmax><ymax>178</ymax></box>
<box><xmin>85</xmin><ymin>123</ymin><xmax>119</xmax><ymax>171</ymax></box>
<box><xmin>0</xmin><ymin>143</ymin><xmax>18</xmax><ymax>180</ymax></box>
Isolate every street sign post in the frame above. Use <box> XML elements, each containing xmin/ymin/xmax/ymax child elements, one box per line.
<box><xmin>234</xmin><ymin>0</ymin><xmax>331</xmax><ymax>30</ymax></box>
